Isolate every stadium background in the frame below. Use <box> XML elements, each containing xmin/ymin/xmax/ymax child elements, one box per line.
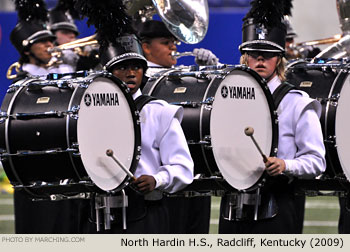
<box><xmin>0</xmin><ymin>0</ymin><xmax>344</xmax><ymax>233</ymax></box>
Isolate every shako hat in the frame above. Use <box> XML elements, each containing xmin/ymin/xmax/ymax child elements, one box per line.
<box><xmin>48</xmin><ymin>0</ymin><xmax>79</xmax><ymax>35</ymax></box>
<box><xmin>100</xmin><ymin>34</ymin><xmax>148</xmax><ymax>71</ymax></box>
<box><xmin>239</xmin><ymin>0</ymin><xmax>293</xmax><ymax>54</ymax></box>
<box><xmin>10</xmin><ymin>0</ymin><xmax>56</xmax><ymax>53</ymax></box>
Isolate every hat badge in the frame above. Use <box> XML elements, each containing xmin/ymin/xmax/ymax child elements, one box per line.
<box><xmin>256</xmin><ymin>26</ymin><xmax>267</xmax><ymax>40</ymax></box>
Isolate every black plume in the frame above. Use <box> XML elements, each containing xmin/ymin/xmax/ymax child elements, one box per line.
<box><xmin>244</xmin><ymin>0</ymin><xmax>286</xmax><ymax>28</ymax></box>
<box><xmin>53</xmin><ymin>0</ymin><xmax>80</xmax><ymax>20</ymax></box>
<box><xmin>283</xmin><ymin>0</ymin><xmax>293</xmax><ymax>16</ymax></box>
<box><xmin>74</xmin><ymin>0</ymin><xmax>134</xmax><ymax>48</ymax></box>
<box><xmin>14</xmin><ymin>0</ymin><xmax>48</xmax><ymax>22</ymax></box>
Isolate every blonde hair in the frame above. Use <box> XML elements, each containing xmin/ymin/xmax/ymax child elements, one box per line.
<box><xmin>240</xmin><ymin>53</ymin><xmax>287</xmax><ymax>82</ymax></box>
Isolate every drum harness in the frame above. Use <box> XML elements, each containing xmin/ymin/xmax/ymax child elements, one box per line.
<box><xmin>223</xmin><ymin>82</ymin><xmax>296</xmax><ymax>222</ymax></box>
<box><xmin>93</xmin><ymin>94</ymin><xmax>157</xmax><ymax>231</ymax></box>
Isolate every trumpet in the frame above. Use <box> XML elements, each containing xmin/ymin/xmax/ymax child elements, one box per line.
<box><xmin>48</xmin><ymin>34</ymin><xmax>99</xmax><ymax>58</ymax></box>
<box><xmin>290</xmin><ymin>34</ymin><xmax>342</xmax><ymax>50</ymax></box>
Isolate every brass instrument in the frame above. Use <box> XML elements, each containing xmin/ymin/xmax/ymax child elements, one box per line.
<box><xmin>7</xmin><ymin>0</ymin><xmax>209</xmax><ymax>79</ymax></box>
<box><xmin>311</xmin><ymin>0</ymin><xmax>350</xmax><ymax>60</ymax></box>
<box><xmin>48</xmin><ymin>34</ymin><xmax>98</xmax><ymax>58</ymax></box>
<box><xmin>288</xmin><ymin>34</ymin><xmax>343</xmax><ymax>60</ymax></box>
<box><xmin>124</xmin><ymin>0</ymin><xmax>209</xmax><ymax>44</ymax></box>
<box><xmin>6</xmin><ymin>62</ymin><xmax>21</xmax><ymax>80</ymax></box>
<box><xmin>292</xmin><ymin>34</ymin><xmax>342</xmax><ymax>49</ymax></box>
<box><xmin>171</xmin><ymin>51</ymin><xmax>195</xmax><ymax>59</ymax></box>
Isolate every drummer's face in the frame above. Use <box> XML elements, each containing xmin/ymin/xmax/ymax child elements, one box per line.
<box><xmin>246</xmin><ymin>51</ymin><xmax>279</xmax><ymax>82</ymax></box>
<box><xmin>112</xmin><ymin>60</ymin><xmax>144</xmax><ymax>94</ymax></box>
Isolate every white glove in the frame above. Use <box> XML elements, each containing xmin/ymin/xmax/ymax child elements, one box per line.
<box><xmin>193</xmin><ymin>48</ymin><xmax>219</xmax><ymax>66</ymax></box>
<box><xmin>61</xmin><ymin>49</ymin><xmax>79</xmax><ymax>67</ymax></box>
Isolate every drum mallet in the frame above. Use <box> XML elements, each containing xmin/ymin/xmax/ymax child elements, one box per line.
<box><xmin>244</xmin><ymin>127</ymin><xmax>268</xmax><ymax>163</ymax></box>
<box><xmin>106</xmin><ymin>149</ymin><xmax>136</xmax><ymax>181</ymax></box>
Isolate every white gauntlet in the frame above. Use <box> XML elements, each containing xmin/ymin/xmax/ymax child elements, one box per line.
<box><xmin>193</xmin><ymin>48</ymin><xmax>219</xmax><ymax>66</ymax></box>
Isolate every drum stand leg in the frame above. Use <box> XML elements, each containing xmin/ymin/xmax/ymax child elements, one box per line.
<box><xmin>103</xmin><ymin>196</ymin><xmax>111</xmax><ymax>230</ymax></box>
<box><xmin>253</xmin><ymin>186</ymin><xmax>261</xmax><ymax>221</ymax></box>
<box><xmin>94</xmin><ymin>190</ymin><xmax>129</xmax><ymax>232</ymax></box>
<box><xmin>223</xmin><ymin>187</ymin><xmax>262</xmax><ymax>221</ymax></box>
<box><xmin>121</xmin><ymin>190</ymin><xmax>127</xmax><ymax>230</ymax></box>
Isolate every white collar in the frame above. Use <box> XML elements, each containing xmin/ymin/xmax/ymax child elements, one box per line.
<box><xmin>132</xmin><ymin>89</ymin><xmax>142</xmax><ymax>100</ymax></box>
<box><xmin>267</xmin><ymin>75</ymin><xmax>282</xmax><ymax>94</ymax></box>
<box><xmin>147</xmin><ymin>61</ymin><xmax>163</xmax><ymax>67</ymax></box>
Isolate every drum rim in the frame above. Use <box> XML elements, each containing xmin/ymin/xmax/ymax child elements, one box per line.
<box><xmin>327</xmin><ymin>67</ymin><xmax>350</xmax><ymax>182</ymax></box>
<box><xmin>210</xmin><ymin>65</ymin><xmax>279</xmax><ymax>191</ymax></box>
<box><xmin>77</xmin><ymin>71</ymin><xmax>142</xmax><ymax>192</ymax></box>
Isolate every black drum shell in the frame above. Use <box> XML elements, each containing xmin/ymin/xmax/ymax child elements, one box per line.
<box><xmin>286</xmin><ymin>61</ymin><xmax>348</xmax><ymax>180</ymax></box>
<box><xmin>0</xmin><ymin>72</ymin><xmax>141</xmax><ymax>196</ymax></box>
<box><xmin>0</xmin><ymin>85</ymin><xmax>87</xmax><ymax>185</ymax></box>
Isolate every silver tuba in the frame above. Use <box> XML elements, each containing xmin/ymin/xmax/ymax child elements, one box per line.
<box><xmin>314</xmin><ymin>0</ymin><xmax>350</xmax><ymax>59</ymax></box>
<box><xmin>123</xmin><ymin>0</ymin><xmax>209</xmax><ymax>44</ymax></box>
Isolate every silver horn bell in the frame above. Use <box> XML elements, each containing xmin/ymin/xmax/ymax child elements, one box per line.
<box><xmin>124</xmin><ymin>0</ymin><xmax>209</xmax><ymax>44</ymax></box>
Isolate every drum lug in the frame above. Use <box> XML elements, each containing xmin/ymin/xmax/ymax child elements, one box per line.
<box><xmin>187</xmin><ymin>135</ymin><xmax>212</xmax><ymax>148</ymax></box>
<box><xmin>273</xmin><ymin>147</ymin><xmax>278</xmax><ymax>155</ymax></box>
<box><xmin>0</xmin><ymin>111</ymin><xmax>7</xmax><ymax>124</ymax></box>
<box><xmin>324</xmin><ymin>135</ymin><xmax>336</xmax><ymax>145</ymax></box>
<box><xmin>330</xmin><ymin>101</ymin><xmax>338</xmax><ymax>107</ymax></box>
<box><xmin>71</xmin><ymin>143</ymin><xmax>81</xmax><ymax>156</ymax></box>
<box><xmin>204</xmin><ymin>135</ymin><xmax>212</xmax><ymax>149</ymax></box>
<box><xmin>215</xmin><ymin>74</ymin><xmax>225</xmax><ymax>80</ymax></box>
<box><xmin>330</xmin><ymin>93</ymin><xmax>340</xmax><ymax>106</ymax></box>
<box><xmin>69</xmin><ymin>105</ymin><xmax>80</xmax><ymax>119</ymax></box>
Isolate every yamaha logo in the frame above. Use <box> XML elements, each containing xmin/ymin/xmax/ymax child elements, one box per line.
<box><xmin>84</xmin><ymin>93</ymin><xmax>92</xmax><ymax>106</ymax></box>
<box><xmin>221</xmin><ymin>85</ymin><xmax>228</xmax><ymax>98</ymax></box>
<box><xmin>221</xmin><ymin>86</ymin><xmax>256</xmax><ymax>100</ymax></box>
<box><xmin>84</xmin><ymin>92</ymin><xmax>120</xmax><ymax>107</ymax></box>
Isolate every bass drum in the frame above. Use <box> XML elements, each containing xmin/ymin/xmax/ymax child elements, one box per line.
<box><xmin>0</xmin><ymin>72</ymin><xmax>141</xmax><ymax>197</ymax></box>
<box><xmin>286</xmin><ymin>60</ymin><xmax>350</xmax><ymax>184</ymax></box>
<box><xmin>143</xmin><ymin>65</ymin><xmax>278</xmax><ymax>191</ymax></box>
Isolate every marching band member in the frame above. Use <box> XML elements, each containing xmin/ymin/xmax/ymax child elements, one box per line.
<box><xmin>136</xmin><ymin>20</ymin><xmax>219</xmax><ymax>77</ymax></box>
<box><xmin>74</xmin><ymin>0</ymin><xmax>194</xmax><ymax>233</ymax></box>
<box><xmin>48</xmin><ymin>0</ymin><xmax>100</xmax><ymax>71</ymax></box>
<box><xmin>77</xmin><ymin>34</ymin><xmax>194</xmax><ymax>233</ymax></box>
<box><xmin>135</xmin><ymin>19</ymin><xmax>216</xmax><ymax>234</ymax></box>
<box><xmin>219</xmin><ymin>0</ymin><xmax>326</xmax><ymax>234</ymax></box>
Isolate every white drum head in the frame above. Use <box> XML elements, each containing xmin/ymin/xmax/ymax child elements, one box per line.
<box><xmin>77</xmin><ymin>77</ymin><xmax>138</xmax><ymax>191</ymax></box>
<box><xmin>335</xmin><ymin>74</ymin><xmax>350</xmax><ymax>181</ymax></box>
<box><xmin>210</xmin><ymin>69</ymin><xmax>275</xmax><ymax>190</ymax></box>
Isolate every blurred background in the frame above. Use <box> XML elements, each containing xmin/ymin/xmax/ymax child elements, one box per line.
<box><xmin>0</xmin><ymin>0</ymin><xmax>342</xmax><ymax>99</ymax></box>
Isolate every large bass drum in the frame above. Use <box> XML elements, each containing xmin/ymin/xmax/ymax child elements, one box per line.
<box><xmin>0</xmin><ymin>72</ymin><xmax>141</xmax><ymax>197</ymax></box>
<box><xmin>286</xmin><ymin>61</ymin><xmax>350</xmax><ymax>187</ymax></box>
<box><xmin>143</xmin><ymin>65</ymin><xmax>278</xmax><ymax>191</ymax></box>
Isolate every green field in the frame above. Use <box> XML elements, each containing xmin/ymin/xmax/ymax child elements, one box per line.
<box><xmin>0</xmin><ymin>193</ymin><xmax>340</xmax><ymax>234</ymax></box>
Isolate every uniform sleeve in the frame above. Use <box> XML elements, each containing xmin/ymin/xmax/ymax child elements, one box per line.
<box><xmin>283</xmin><ymin>101</ymin><xmax>326</xmax><ymax>178</ymax></box>
<box><xmin>152</xmin><ymin>105</ymin><xmax>194</xmax><ymax>193</ymax></box>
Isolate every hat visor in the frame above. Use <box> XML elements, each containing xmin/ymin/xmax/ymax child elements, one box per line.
<box><xmin>240</xmin><ymin>40</ymin><xmax>284</xmax><ymax>53</ymax></box>
<box><xmin>29</xmin><ymin>32</ymin><xmax>56</xmax><ymax>46</ymax></box>
<box><xmin>106</xmin><ymin>54</ymin><xmax>148</xmax><ymax>71</ymax></box>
